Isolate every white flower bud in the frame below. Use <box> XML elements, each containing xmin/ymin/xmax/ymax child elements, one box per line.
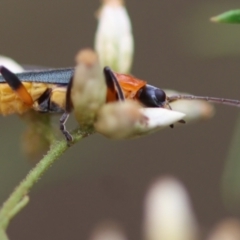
<box><xmin>165</xmin><ymin>89</ymin><xmax>215</xmax><ymax>123</ymax></box>
<box><xmin>90</xmin><ymin>221</ymin><xmax>127</xmax><ymax>240</ymax></box>
<box><xmin>0</xmin><ymin>55</ymin><xmax>24</xmax><ymax>73</ymax></box>
<box><xmin>207</xmin><ymin>218</ymin><xmax>240</xmax><ymax>240</ymax></box>
<box><xmin>71</xmin><ymin>49</ymin><xmax>107</xmax><ymax>127</ymax></box>
<box><xmin>144</xmin><ymin>177</ymin><xmax>198</xmax><ymax>240</ymax></box>
<box><xmin>95</xmin><ymin>0</ymin><xmax>134</xmax><ymax>73</ymax></box>
<box><xmin>95</xmin><ymin>100</ymin><xmax>185</xmax><ymax>139</ymax></box>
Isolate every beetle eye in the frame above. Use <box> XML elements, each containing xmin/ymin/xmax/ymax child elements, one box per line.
<box><xmin>155</xmin><ymin>88</ymin><xmax>166</xmax><ymax>105</ymax></box>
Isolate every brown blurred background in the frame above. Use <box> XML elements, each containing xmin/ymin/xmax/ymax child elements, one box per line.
<box><xmin>0</xmin><ymin>0</ymin><xmax>240</xmax><ymax>239</ymax></box>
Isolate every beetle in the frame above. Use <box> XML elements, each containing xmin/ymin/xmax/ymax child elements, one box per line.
<box><xmin>0</xmin><ymin>65</ymin><xmax>239</xmax><ymax>142</ymax></box>
<box><xmin>0</xmin><ymin>66</ymin><xmax>168</xmax><ymax>115</ymax></box>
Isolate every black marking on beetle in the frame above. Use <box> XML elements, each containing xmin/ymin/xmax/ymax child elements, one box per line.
<box><xmin>0</xmin><ymin>66</ymin><xmax>23</xmax><ymax>91</ymax></box>
<box><xmin>104</xmin><ymin>67</ymin><xmax>125</xmax><ymax>101</ymax></box>
<box><xmin>37</xmin><ymin>89</ymin><xmax>52</xmax><ymax>113</ymax></box>
<box><xmin>65</xmin><ymin>76</ymin><xmax>74</xmax><ymax>113</ymax></box>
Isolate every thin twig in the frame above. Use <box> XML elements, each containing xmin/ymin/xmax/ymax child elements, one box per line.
<box><xmin>0</xmin><ymin>128</ymin><xmax>94</xmax><ymax>230</ymax></box>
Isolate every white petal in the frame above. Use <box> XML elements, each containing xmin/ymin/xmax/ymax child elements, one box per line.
<box><xmin>0</xmin><ymin>55</ymin><xmax>24</xmax><ymax>73</ymax></box>
<box><xmin>139</xmin><ymin>108</ymin><xmax>185</xmax><ymax>131</ymax></box>
<box><xmin>90</xmin><ymin>221</ymin><xmax>127</xmax><ymax>240</ymax></box>
<box><xmin>95</xmin><ymin>101</ymin><xmax>185</xmax><ymax>139</ymax></box>
<box><xmin>95</xmin><ymin>0</ymin><xmax>134</xmax><ymax>73</ymax></box>
<box><xmin>144</xmin><ymin>177</ymin><xmax>198</xmax><ymax>240</ymax></box>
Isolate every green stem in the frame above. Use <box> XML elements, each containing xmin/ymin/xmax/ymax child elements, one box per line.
<box><xmin>7</xmin><ymin>196</ymin><xmax>29</xmax><ymax>225</ymax></box>
<box><xmin>0</xmin><ymin>128</ymin><xmax>94</xmax><ymax>230</ymax></box>
<box><xmin>0</xmin><ymin>229</ymin><xmax>9</xmax><ymax>240</ymax></box>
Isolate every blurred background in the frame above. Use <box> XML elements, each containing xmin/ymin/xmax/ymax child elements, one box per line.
<box><xmin>0</xmin><ymin>0</ymin><xmax>240</xmax><ymax>239</ymax></box>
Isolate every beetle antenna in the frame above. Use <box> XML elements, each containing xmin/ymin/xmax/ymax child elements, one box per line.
<box><xmin>167</xmin><ymin>95</ymin><xmax>240</xmax><ymax>108</ymax></box>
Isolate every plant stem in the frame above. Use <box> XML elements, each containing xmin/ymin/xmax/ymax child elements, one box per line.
<box><xmin>0</xmin><ymin>128</ymin><xmax>94</xmax><ymax>231</ymax></box>
<box><xmin>0</xmin><ymin>229</ymin><xmax>9</xmax><ymax>240</ymax></box>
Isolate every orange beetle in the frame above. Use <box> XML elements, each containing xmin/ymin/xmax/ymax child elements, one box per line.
<box><xmin>0</xmin><ymin>66</ymin><xmax>240</xmax><ymax>142</ymax></box>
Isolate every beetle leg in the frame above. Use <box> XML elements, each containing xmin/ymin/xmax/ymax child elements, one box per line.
<box><xmin>0</xmin><ymin>66</ymin><xmax>33</xmax><ymax>106</ymax></box>
<box><xmin>166</xmin><ymin>103</ymin><xmax>186</xmax><ymax>128</ymax></box>
<box><xmin>58</xmin><ymin>76</ymin><xmax>74</xmax><ymax>143</ymax></box>
<box><xmin>169</xmin><ymin>118</ymin><xmax>186</xmax><ymax>129</ymax></box>
<box><xmin>60</xmin><ymin>112</ymin><xmax>73</xmax><ymax>143</ymax></box>
<box><xmin>178</xmin><ymin>119</ymin><xmax>186</xmax><ymax>124</ymax></box>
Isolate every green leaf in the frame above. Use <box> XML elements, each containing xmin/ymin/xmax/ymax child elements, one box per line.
<box><xmin>211</xmin><ymin>10</ymin><xmax>240</xmax><ymax>24</ymax></box>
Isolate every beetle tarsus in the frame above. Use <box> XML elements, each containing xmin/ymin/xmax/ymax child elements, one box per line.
<box><xmin>60</xmin><ymin>112</ymin><xmax>73</xmax><ymax>144</ymax></box>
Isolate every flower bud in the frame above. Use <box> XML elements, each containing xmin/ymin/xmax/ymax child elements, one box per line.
<box><xmin>95</xmin><ymin>0</ymin><xmax>134</xmax><ymax>73</ymax></box>
<box><xmin>207</xmin><ymin>218</ymin><xmax>240</xmax><ymax>240</ymax></box>
<box><xmin>21</xmin><ymin>111</ymin><xmax>54</xmax><ymax>161</ymax></box>
<box><xmin>165</xmin><ymin>89</ymin><xmax>215</xmax><ymax>123</ymax></box>
<box><xmin>0</xmin><ymin>55</ymin><xmax>23</xmax><ymax>73</ymax></box>
<box><xmin>90</xmin><ymin>221</ymin><xmax>127</xmax><ymax>240</ymax></box>
<box><xmin>144</xmin><ymin>177</ymin><xmax>198</xmax><ymax>240</ymax></box>
<box><xmin>95</xmin><ymin>100</ymin><xmax>185</xmax><ymax>139</ymax></box>
<box><xmin>71</xmin><ymin>49</ymin><xmax>107</xmax><ymax>127</ymax></box>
